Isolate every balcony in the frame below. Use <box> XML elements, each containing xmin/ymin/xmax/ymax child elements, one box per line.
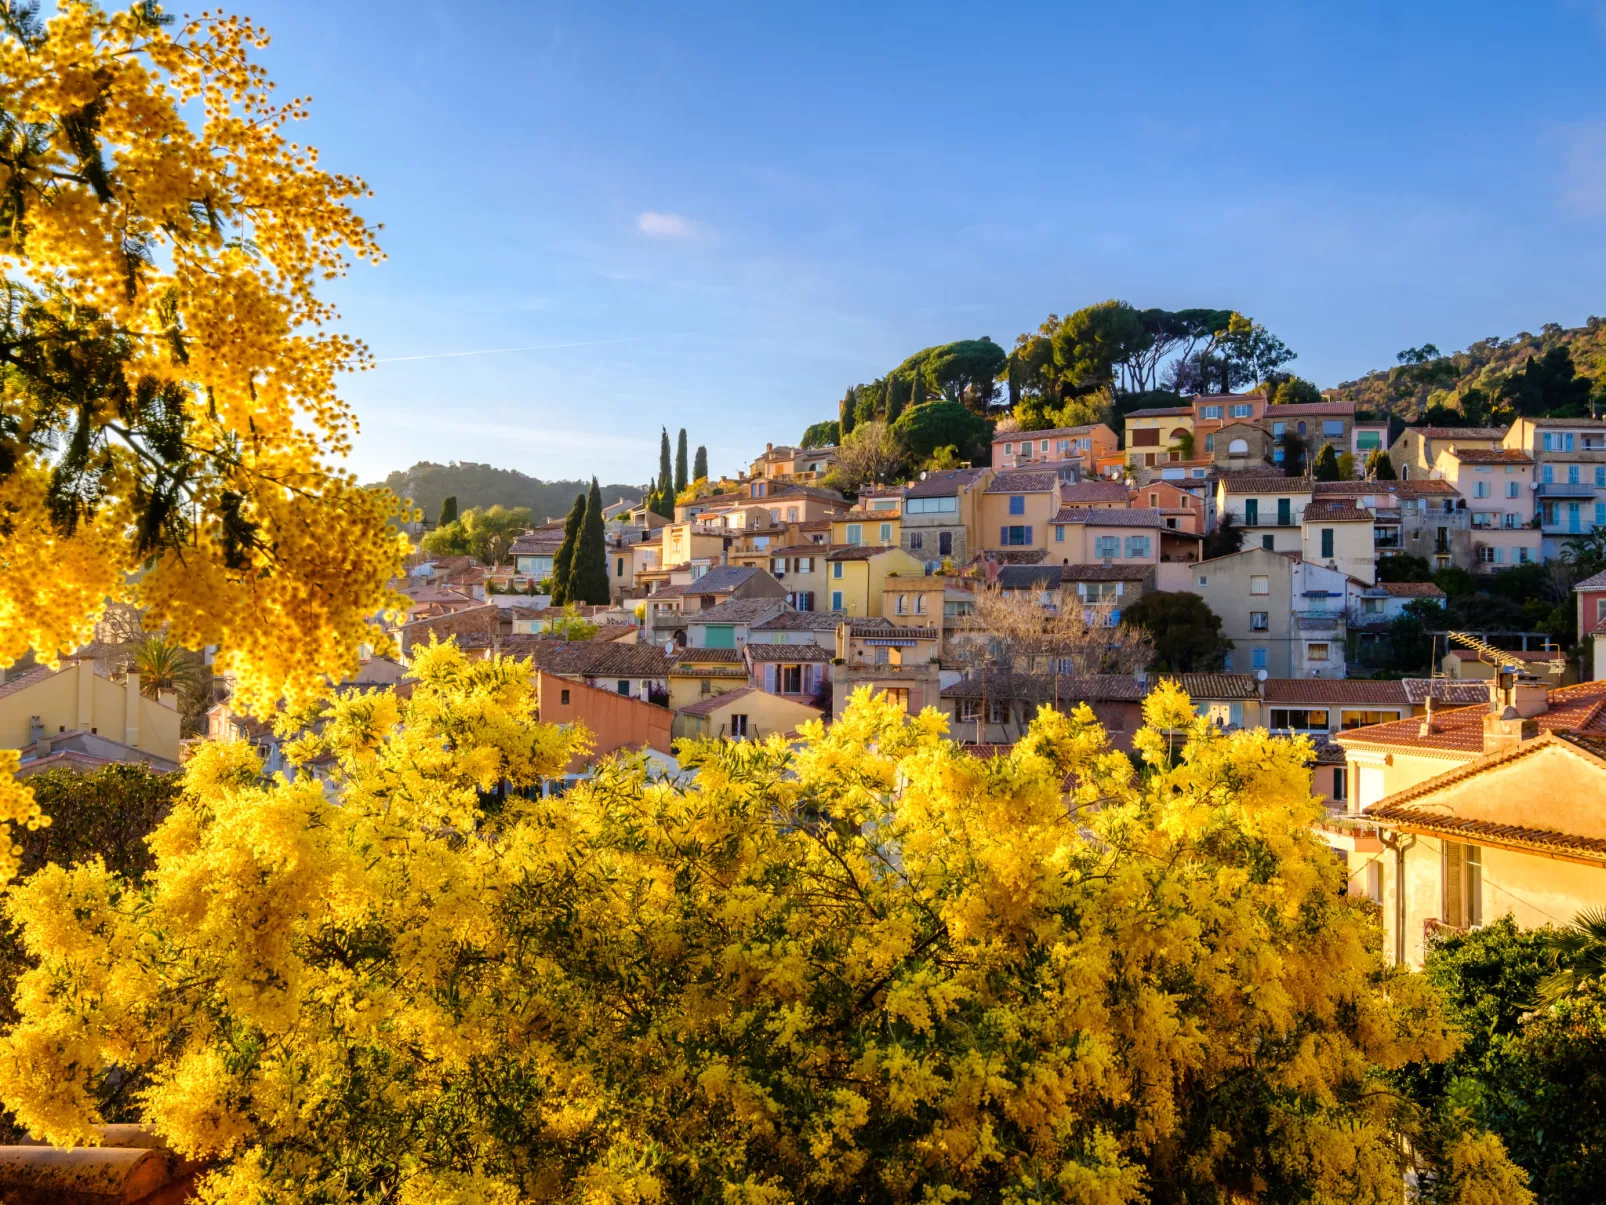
<box><xmin>1373</xmin><ymin>529</ymin><xmax>1402</xmax><ymax>550</ymax></box>
<box><xmin>1537</xmin><ymin>482</ymin><xmax>1598</xmax><ymax>498</ymax></box>
<box><xmin>839</xmin><ymin>659</ymin><xmax>936</xmax><ymax>677</ymax></box>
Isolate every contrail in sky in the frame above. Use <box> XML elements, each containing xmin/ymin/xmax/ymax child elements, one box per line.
<box><xmin>373</xmin><ymin>336</ymin><xmax>664</xmax><ymax>364</ymax></box>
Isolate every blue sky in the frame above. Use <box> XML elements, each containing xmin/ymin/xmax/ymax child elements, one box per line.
<box><xmin>246</xmin><ymin>0</ymin><xmax>1606</xmax><ymax>487</ymax></box>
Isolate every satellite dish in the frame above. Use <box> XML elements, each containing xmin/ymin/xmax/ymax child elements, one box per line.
<box><xmin>1256</xmin><ymin>669</ymin><xmax>1268</xmax><ymax>681</ymax></box>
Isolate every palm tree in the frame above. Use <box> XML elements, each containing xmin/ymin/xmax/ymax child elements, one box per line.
<box><xmin>131</xmin><ymin>634</ymin><xmax>206</xmax><ymax>702</ymax></box>
<box><xmin>1537</xmin><ymin>908</ymin><xmax>1606</xmax><ymax>1005</ymax></box>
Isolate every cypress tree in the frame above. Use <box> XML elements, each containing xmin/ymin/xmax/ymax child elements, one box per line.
<box><xmin>1311</xmin><ymin>443</ymin><xmax>1341</xmax><ymax>481</ymax></box>
<box><xmin>658</xmin><ymin>429</ymin><xmax>673</xmax><ymax>501</ymax></box>
<box><xmin>1367</xmin><ymin>448</ymin><xmax>1398</xmax><ymax>480</ymax></box>
<box><xmin>550</xmin><ymin>492</ymin><xmax>585</xmax><ymax>604</ymax></box>
<box><xmin>840</xmin><ymin>388</ymin><xmax>857</xmax><ymax>438</ymax></box>
<box><xmin>437</xmin><ymin>495</ymin><xmax>458</xmax><ymax>527</ymax></box>
<box><xmin>693</xmin><ymin>445</ymin><xmax>708</xmax><ymax>482</ymax></box>
<box><xmin>572</xmin><ymin>478</ymin><xmax>610</xmax><ymax>605</ymax></box>
<box><xmin>675</xmin><ymin>428</ymin><xmax>689</xmax><ymax>497</ymax></box>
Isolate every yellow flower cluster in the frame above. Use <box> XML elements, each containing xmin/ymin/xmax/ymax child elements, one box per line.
<box><xmin>0</xmin><ymin>3</ymin><xmax>412</xmax><ymax>865</ymax></box>
<box><xmin>0</xmin><ymin>664</ymin><xmax>1533</xmax><ymax>1203</ymax></box>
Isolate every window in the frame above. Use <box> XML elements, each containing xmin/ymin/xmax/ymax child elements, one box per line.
<box><xmin>1332</xmin><ymin>767</ymin><xmax>1348</xmax><ymax>802</ymax></box>
<box><xmin>1201</xmin><ymin>404</ymin><xmax>1223</xmax><ymax>419</ymax></box>
<box><xmin>1518</xmin><ymin>546</ymin><xmax>1532</xmax><ymax>564</ymax></box>
<box><xmin>1262</xmin><ymin>534</ymin><xmax>1275</xmax><ymax>550</ymax></box>
<box><xmin>1307</xmin><ymin>642</ymin><xmax>1331</xmax><ymax>661</ymax></box>
<box><xmin>906</xmin><ymin>495</ymin><xmax>957</xmax><ymax>514</ymax></box>
<box><xmin>1250</xmin><ymin>575</ymin><xmax>1269</xmax><ymax>595</ymax></box>
<box><xmin>1227</xmin><ymin>438</ymin><xmax>1249</xmax><ymax>455</ymax></box>
<box><xmin>959</xmin><ymin>699</ymin><xmax>981</xmax><ymax>722</ymax></box>
<box><xmin>788</xmin><ymin>507</ymin><xmax>799</xmax><ymax>521</ymax></box>
<box><xmin>1442</xmin><ymin>841</ymin><xmax>1483</xmax><ymax>928</ymax></box>
<box><xmin>1251</xmin><ymin>646</ymin><xmax>1268</xmax><ymax>670</ymax></box>
<box><xmin>1297</xmin><ymin>421</ymin><xmax>1307</xmax><ymax>435</ymax></box>
<box><xmin>879</xmin><ymin>523</ymin><xmax>893</xmax><ymax>543</ymax></box>
<box><xmin>1095</xmin><ymin>535</ymin><xmax>1120</xmax><ymax>558</ymax></box>
<box><xmin>770</xmin><ymin>508</ymin><xmax>780</xmax><ymax>522</ymax></box>
<box><xmin>782</xmin><ymin>665</ymin><xmax>803</xmax><ymax>693</ymax></box>
<box><xmin>1003</xmin><ymin>442</ymin><xmax>1013</xmax><ymax>455</ymax></box>
<box><xmin>1250</xmin><ymin>611</ymin><xmax>1269</xmax><ymax>631</ymax></box>
<box><xmin>1543</xmin><ymin>432</ymin><xmax>1576</xmax><ymax>452</ymax></box>
<box><xmin>1055</xmin><ymin>525</ymin><xmax>1065</xmax><ymax>542</ymax></box>
<box><xmin>616</xmin><ymin>679</ymin><xmax>631</xmax><ymax>696</ymax></box>
<box><xmin>1320</xmin><ymin>528</ymin><xmax>1334</xmax><ymax>557</ymax></box>
<box><xmin>729</xmin><ymin>713</ymin><xmax>749</xmax><ymax>738</ymax></box>
<box><xmin>1270</xmin><ymin>708</ymin><xmax>1329</xmax><ymax>731</ymax></box>
<box><xmin>616</xmin><ymin>556</ymin><xmax>625</xmax><ymax>577</ymax></box>
<box><xmin>988</xmin><ymin>699</ymin><xmax>1009</xmax><ymax>724</ymax></box>
<box><xmin>1039</xmin><ymin>439</ymin><xmax>1049</xmax><ymax>452</ymax></box>
<box><xmin>1323</xmin><ymin>419</ymin><xmax>1344</xmax><ymax>437</ymax></box>
<box><xmin>908</xmin><ymin>531</ymin><xmax>924</xmax><ymax>550</ymax></box>
<box><xmin>1341</xmin><ymin>710</ymin><xmax>1398</xmax><ymax>729</ymax></box>
<box><xmin>1132</xmin><ymin>428</ymin><xmax>1160</xmax><ymax>447</ymax></box>
<box><xmin>1477</xmin><ymin>545</ymin><xmax>1496</xmax><ymax>565</ymax></box>
<box><xmin>831</xmin><ymin>591</ymin><xmax>844</xmax><ymax>611</ymax></box>
<box><xmin>938</xmin><ymin>531</ymin><xmax>953</xmax><ymax>556</ymax></box>
<box><xmin>1001</xmin><ymin>525</ymin><xmax>1033</xmax><ymax>545</ymax></box>
<box><xmin>895</xmin><ymin>594</ymin><xmax>907</xmax><ymax>614</ymax></box>
<box><xmin>1598</xmin><ymin>467</ymin><xmax>1606</xmax><ymax>488</ymax></box>
<box><xmin>560</xmin><ymin>689</ymin><xmax>570</xmax><ymax>705</ymax></box>
<box><xmin>1570</xmin><ymin>464</ymin><xmax>1581</xmax><ymax>484</ymax></box>
<box><xmin>832</xmin><ymin>561</ymin><xmax>843</xmax><ymax>578</ymax></box>
<box><xmin>1508</xmin><ymin>481</ymin><xmax>1521</xmax><ymax>498</ymax></box>
<box><xmin>700</xmin><ymin>678</ymin><xmax>711</xmax><ymax>696</ymax></box>
<box><xmin>1277</xmin><ymin>498</ymin><xmax>1292</xmax><ymax>525</ymax></box>
<box><xmin>1272</xmin><ymin>422</ymin><xmax>1285</xmax><ymax>437</ymax></box>
<box><xmin>1244</xmin><ymin>499</ymin><xmax>1259</xmax><ymax>525</ymax></box>
<box><xmin>1124</xmin><ymin>535</ymin><xmax>1151</xmax><ymax>557</ymax></box>
<box><xmin>1474</xmin><ymin>481</ymin><xmax>1490</xmax><ymax>498</ymax></box>
<box><xmin>1230</xmin><ymin>403</ymin><xmax>1252</xmax><ymax>418</ymax></box>
<box><xmin>915</xmin><ymin>593</ymin><xmax>926</xmax><ymax>614</ymax></box>
<box><xmin>845</xmin><ymin>523</ymin><xmax>862</xmax><ymax>545</ymax></box>
<box><xmin>1204</xmin><ymin>434</ymin><xmax>1215</xmax><ymax>452</ymax></box>
<box><xmin>1597</xmin><ymin>503</ymin><xmax>1606</xmax><ymax>526</ymax></box>
<box><xmin>1356</xmin><ymin>431</ymin><xmax>1382</xmax><ymax>450</ymax></box>
<box><xmin>1008</xmin><ymin>494</ymin><xmax>1026</xmax><ymax>515</ymax></box>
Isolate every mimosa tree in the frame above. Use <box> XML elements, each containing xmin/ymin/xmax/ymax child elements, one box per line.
<box><xmin>0</xmin><ymin>663</ymin><xmax>1534</xmax><ymax>1203</ymax></box>
<box><xmin>0</xmin><ymin>1</ymin><xmax>409</xmax><ymax>869</ymax></box>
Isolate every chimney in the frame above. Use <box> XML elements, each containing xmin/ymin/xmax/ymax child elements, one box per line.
<box><xmin>124</xmin><ymin>672</ymin><xmax>141</xmax><ymax>748</ymax></box>
<box><xmin>1418</xmin><ymin>694</ymin><xmax>1436</xmax><ymax>737</ymax></box>
<box><xmin>28</xmin><ymin>715</ymin><xmax>43</xmax><ymax>745</ymax></box>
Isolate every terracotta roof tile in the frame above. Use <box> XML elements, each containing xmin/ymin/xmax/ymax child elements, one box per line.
<box><xmin>1411</xmin><ymin>426</ymin><xmax>1509</xmax><ymax>441</ymax></box>
<box><xmin>1266</xmin><ymin>400</ymin><xmax>1355</xmax><ymax>417</ymax></box>
<box><xmin>1170</xmin><ymin>673</ymin><xmax>1261</xmax><ymax>699</ymax></box>
<box><xmin>1449</xmin><ymin>448</ymin><xmax>1534</xmax><ymax>465</ymax></box>
<box><xmin>1051</xmin><ymin>506</ymin><xmax>1168</xmax><ymax>527</ymax></box>
<box><xmin>745</xmin><ymin>643</ymin><xmax>832</xmax><ymax>661</ymax></box>
<box><xmin>678</xmin><ymin>686</ymin><xmax>757</xmax><ymax>717</ymax></box>
<box><xmin>1338</xmin><ymin>680</ymin><xmax>1606</xmax><ymax>754</ymax></box>
<box><xmin>985</xmin><ymin>470</ymin><xmax>1059</xmax><ymax>494</ymax></box>
<box><xmin>1057</xmin><ymin>482</ymin><xmax>1130</xmax><ymax>505</ymax></box>
<box><xmin>1123</xmin><ymin>406</ymin><xmax>1192</xmax><ymax>418</ymax></box>
<box><xmin>943</xmin><ymin>672</ymin><xmax>1146</xmax><ymax>701</ymax></box>
<box><xmin>826</xmin><ymin>544</ymin><xmax>901</xmax><ymax>561</ymax></box>
<box><xmin>1379</xmin><ymin>581</ymin><xmax>1446</xmax><ymax>598</ymax></box>
<box><xmin>1264</xmin><ymin>679</ymin><xmax>1409</xmax><ymax>705</ymax></box>
<box><xmin>1400</xmin><ymin>678</ymin><xmax>1490</xmax><ymax>706</ymax></box>
<box><xmin>1220</xmin><ymin>476</ymin><xmax>1311</xmax><ymax>494</ymax></box>
<box><xmin>904</xmin><ymin>468</ymin><xmax>989</xmax><ymax>498</ymax></box>
<box><xmin>1302</xmin><ymin>502</ymin><xmax>1374</xmax><ymax>522</ymax></box>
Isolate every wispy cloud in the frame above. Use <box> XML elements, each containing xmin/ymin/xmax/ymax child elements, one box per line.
<box><xmin>1557</xmin><ymin>123</ymin><xmax>1606</xmax><ymax>216</ymax></box>
<box><xmin>636</xmin><ymin>211</ymin><xmax>701</xmax><ymax>239</ymax></box>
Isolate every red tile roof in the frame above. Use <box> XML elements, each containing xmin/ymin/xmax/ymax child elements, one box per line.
<box><xmin>1411</xmin><ymin>426</ymin><xmax>1508</xmax><ymax>441</ymax></box>
<box><xmin>1263</xmin><ymin>679</ymin><xmax>1411</xmax><ymax>705</ymax></box>
<box><xmin>1379</xmin><ymin>581</ymin><xmax>1446</xmax><ymax>598</ymax></box>
<box><xmin>1301</xmin><ymin>502</ymin><xmax>1373</xmax><ymax>522</ymax></box>
<box><xmin>678</xmin><ymin>686</ymin><xmax>758</xmax><ymax>717</ymax></box>
<box><xmin>1051</xmin><ymin>506</ymin><xmax>1168</xmax><ymax>527</ymax></box>
<box><xmin>1219</xmin><ymin>476</ymin><xmax>1312</xmax><ymax>494</ymax></box>
<box><xmin>1449</xmin><ymin>448</ymin><xmax>1533</xmax><ymax>465</ymax></box>
<box><xmin>745</xmin><ymin>643</ymin><xmax>833</xmax><ymax>662</ymax></box>
<box><xmin>985</xmin><ymin>470</ymin><xmax>1059</xmax><ymax>494</ymax></box>
<box><xmin>1266</xmin><ymin>400</ymin><xmax>1355</xmax><ymax>417</ymax></box>
<box><xmin>1058</xmin><ymin>481</ymin><xmax>1130</xmax><ymax>504</ymax></box>
<box><xmin>1338</xmin><ymin>680</ymin><xmax>1606</xmax><ymax>754</ymax></box>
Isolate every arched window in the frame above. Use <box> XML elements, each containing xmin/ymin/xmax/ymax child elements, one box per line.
<box><xmin>1297</xmin><ymin>421</ymin><xmax>1307</xmax><ymax>436</ymax></box>
<box><xmin>1228</xmin><ymin>438</ymin><xmax>1250</xmax><ymax>455</ymax></box>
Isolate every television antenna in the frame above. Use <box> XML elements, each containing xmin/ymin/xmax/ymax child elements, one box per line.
<box><xmin>1447</xmin><ymin>630</ymin><xmax>1565</xmax><ymax>678</ymax></box>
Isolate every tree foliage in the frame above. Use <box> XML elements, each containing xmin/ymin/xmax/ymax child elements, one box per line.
<box><xmin>827</xmin><ymin>420</ymin><xmax>907</xmax><ymax>493</ymax></box>
<box><xmin>1311</xmin><ymin>442</ymin><xmax>1341</xmax><ymax>481</ymax></box>
<box><xmin>1397</xmin><ymin>918</ymin><xmax>1606</xmax><ymax>1205</ymax></box>
<box><xmin>890</xmin><ymin>399</ymin><xmax>990</xmax><ymax>464</ymax></box>
<box><xmin>800</xmin><ymin>420</ymin><xmax>840</xmax><ymax>449</ymax></box>
<box><xmin>0</xmin><ymin>1</ymin><xmax>412</xmax><ymax>725</ymax></box>
<box><xmin>437</xmin><ymin>496</ymin><xmax>458</xmax><ymax>527</ymax></box>
<box><xmin>1365</xmin><ymin>447</ymin><xmax>1397</xmax><ymax>479</ymax></box>
<box><xmin>549</xmin><ymin>493</ymin><xmax>586</xmax><ymax>606</ymax></box>
<box><xmin>569</xmin><ymin>478</ymin><xmax>610</xmax><ymax>606</ymax></box>
<box><xmin>379</xmin><ymin>463</ymin><xmax>639</xmax><ymax>526</ymax></box>
<box><xmin>693</xmin><ymin>445</ymin><xmax>708</xmax><ymax>481</ymax></box>
<box><xmin>0</xmin><ymin>661</ymin><xmax>1533</xmax><ymax>1203</ymax></box>
<box><xmin>674</xmin><ymin>429</ymin><xmax>689</xmax><ymax>497</ymax></box>
<box><xmin>1201</xmin><ymin>514</ymin><xmax>1245</xmax><ymax>559</ymax></box>
<box><xmin>420</xmin><ymin>505</ymin><xmax>532</xmax><ymax>568</ymax></box>
<box><xmin>1121</xmin><ymin>591</ymin><xmax>1234</xmax><ymax>672</ymax></box>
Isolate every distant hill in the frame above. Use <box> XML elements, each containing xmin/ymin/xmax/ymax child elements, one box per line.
<box><xmin>1327</xmin><ymin>317</ymin><xmax>1606</xmax><ymax>421</ymax></box>
<box><xmin>375</xmin><ymin>462</ymin><xmax>643</xmax><ymax>525</ymax></box>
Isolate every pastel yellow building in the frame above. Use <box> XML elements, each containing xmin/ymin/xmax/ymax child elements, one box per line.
<box><xmin>825</xmin><ymin>546</ymin><xmax>925</xmax><ymax>617</ymax></box>
<box><xmin>979</xmin><ymin>470</ymin><xmax>1063</xmax><ymax>555</ymax></box>
<box><xmin>0</xmin><ymin>658</ymin><xmax>182</xmax><ymax>768</ymax></box>
<box><xmin>1335</xmin><ymin>677</ymin><xmax>1606</xmax><ymax>967</ymax></box>
<box><xmin>673</xmin><ymin>685</ymin><xmax>822</xmax><ymax>742</ymax></box>
<box><xmin>1299</xmin><ymin>502</ymin><xmax>1377</xmax><ymax>584</ymax></box>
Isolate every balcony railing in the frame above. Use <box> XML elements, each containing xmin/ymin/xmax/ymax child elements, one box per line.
<box><xmin>840</xmin><ymin>660</ymin><xmax>936</xmax><ymax>676</ymax></box>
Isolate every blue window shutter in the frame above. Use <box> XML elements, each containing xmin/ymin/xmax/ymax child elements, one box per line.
<box><xmin>1024</xmin><ymin>526</ymin><xmax>1032</xmax><ymax>545</ymax></box>
<box><xmin>1000</xmin><ymin>526</ymin><xmax>1009</xmax><ymax>544</ymax></box>
<box><xmin>765</xmin><ymin>664</ymin><xmax>776</xmax><ymax>691</ymax></box>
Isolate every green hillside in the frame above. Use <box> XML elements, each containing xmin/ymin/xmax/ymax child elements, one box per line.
<box><xmin>1328</xmin><ymin>317</ymin><xmax>1606</xmax><ymax>422</ymax></box>
<box><xmin>376</xmin><ymin>462</ymin><xmax>643</xmax><ymax>525</ymax></box>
